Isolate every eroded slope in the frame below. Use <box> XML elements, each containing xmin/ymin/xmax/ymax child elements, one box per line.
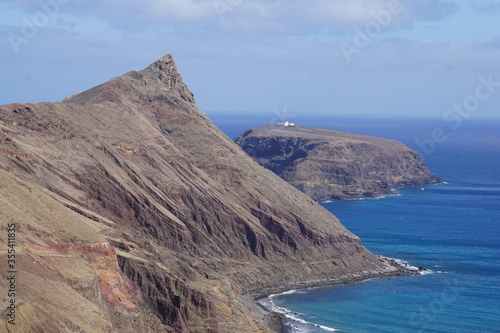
<box><xmin>0</xmin><ymin>54</ymin><xmax>394</xmax><ymax>332</ymax></box>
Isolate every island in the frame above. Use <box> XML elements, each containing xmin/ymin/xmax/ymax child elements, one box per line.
<box><xmin>236</xmin><ymin>125</ymin><xmax>442</xmax><ymax>202</ymax></box>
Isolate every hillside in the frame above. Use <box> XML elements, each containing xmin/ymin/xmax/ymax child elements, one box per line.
<box><xmin>0</xmin><ymin>54</ymin><xmax>399</xmax><ymax>332</ymax></box>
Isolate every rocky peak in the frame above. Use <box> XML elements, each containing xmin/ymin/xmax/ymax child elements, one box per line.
<box><xmin>0</xmin><ymin>54</ymin><xmax>397</xmax><ymax>332</ymax></box>
<box><xmin>63</xmin><ymin>53</ymin><xmax>195</xmax><ymax>106</ymax></box>
<box><xmin>140</xmin><ymin>53</ymin><xmax>196</xmax><ymax>104</ymax></box>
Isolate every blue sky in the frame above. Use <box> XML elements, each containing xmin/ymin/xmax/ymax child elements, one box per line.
<box><xmin>1</xmin><ymin>0</ymin><xmax>499</xmax><ymax>119</ymax></box>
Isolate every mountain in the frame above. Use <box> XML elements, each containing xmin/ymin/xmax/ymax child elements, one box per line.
<box><xmin>235</xmin><ymin>125</ymin><xmax>442</xmax><ymax>202</ymax></box>
<box><xmin>0</xmin><ymin>54</ymin><xmax>400</xmax><ymax>332</ymax></box>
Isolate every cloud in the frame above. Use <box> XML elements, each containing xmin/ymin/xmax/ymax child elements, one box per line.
<box><xmin>1</xmin><ymin>0</ymin><xmax>459</xmax><ymax>40</ymax></box>
<box><xmin>468</xmin><ymin>0</ymin><xmax>500</xmax><ymax>13</ymax></box>
<box><xmin>145</xmin><ymin>0</ymin><xmax>215</xmax><ymax>21</ymax></box>
<box><xmin>286</xmin><ymin>0</ymin><xmax>391</xmax><ymax>27</ymax></box>
<box><xmin>403</xmin><ymin>0</ymin><xmax>458</xmax><ymax>21</ymax></box>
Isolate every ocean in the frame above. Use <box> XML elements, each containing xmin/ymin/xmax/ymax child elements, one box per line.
<box><xmin>211</xmin><ymin>114</ymin><xmax>500</xmax><ymax>333</ymax></box>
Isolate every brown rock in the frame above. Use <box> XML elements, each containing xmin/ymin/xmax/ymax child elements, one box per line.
<box><xmin>0</xmin><ymin>53</ymin><xmax>398</xmax><ymax>332</ymax></box>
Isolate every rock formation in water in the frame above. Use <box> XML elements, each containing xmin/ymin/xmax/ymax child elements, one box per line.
<box><xmin>0</xmin><ymin>54</ymin><xmax>399</xmax><ymax>332</ymax></box>
<box><xmin>236</xmin><ymin>125</ymin><xmax>442</xmax><ymax>202</ymax></box>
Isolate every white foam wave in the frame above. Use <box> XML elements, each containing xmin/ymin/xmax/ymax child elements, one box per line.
<box><xmin>381</xmin><ymin>256</ymin><xmax>433</xmax><ymax>275</ymax></box>
<box><xmin>283</xmin><ymin>313</ymin><xmax>340</xmax><ymax>332</ymax></box>
<box><xmin>419</xmin><ymin>269</ymin><xmax>434</xmax><ymax>276</ymax></box>
<box><xmin>260</xmin><ymin>294</ymin><xmax>340</xmax><ymax>332</ymax></box>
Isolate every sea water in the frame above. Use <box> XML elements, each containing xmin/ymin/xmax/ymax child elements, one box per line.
<box><xmin>212</xmin><ymin>115</ymin><xmax>500</xmax><ymax>333</ymax></box>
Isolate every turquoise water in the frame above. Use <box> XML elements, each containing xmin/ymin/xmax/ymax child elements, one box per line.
<box><xmin>270</xmin><ymin>180</ymin><xmax>500</xmax><ymax>332</ymax></box>
<box><xmin>212</xmin><ymin>115</ymin><xmax>500</xmax><ymax>333</ymax></box>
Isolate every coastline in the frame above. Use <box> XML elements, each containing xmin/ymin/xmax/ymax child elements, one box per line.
<box><xmin>240</xmin><ymin>257</ymin><xmax>427</xmax><ymax>332</ymax></box>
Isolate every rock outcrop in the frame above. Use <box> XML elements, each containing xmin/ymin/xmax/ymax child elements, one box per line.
<box><xmin>236</xmin><ymin>125</ymin><xmax>441</xmax><ymax>202</ymax></box>
<box><xmin>0</xmin><ymin>54</ymin><xmax>398</xmax><ymax>332</ymax></box>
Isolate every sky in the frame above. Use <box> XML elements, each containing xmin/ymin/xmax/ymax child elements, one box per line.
<box><xmin>1</xmin><ymin>0</ymin><xmax>499</xmax><ymax>121</ymax></box>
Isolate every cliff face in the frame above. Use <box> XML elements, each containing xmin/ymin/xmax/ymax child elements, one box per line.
<box><xmin>236</xmin><ymin>125</ymin><xmax>442</xmax><ymax>202</ymax></box>
<box><xmin>0</xmin><ymin>54</ymin><xmax>394</xmax><ymax>332</ymax></box>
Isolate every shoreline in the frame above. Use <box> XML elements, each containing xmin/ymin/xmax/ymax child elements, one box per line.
<box><xmin>320</xmin><ymin>181</ymin><xmax>447</xmax><ymax>204</ymax></box>
<box><xmin>240</xmin><ymin>257</ymin><xmax>428</xmax><ymax>332</ymax></box>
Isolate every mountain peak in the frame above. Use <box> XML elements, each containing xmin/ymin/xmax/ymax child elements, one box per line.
<box><xmin>63</xmin><ymin>53</ymin><xmax>195</xmax><ymax>106</ymax></box>
<box><xmin>147</xmin><ymin>53</ymin><xmax>174</xmax><ymax>73</ymax></box>
<box><xmin>0</xmin><ymin>52</ymin><xmax>397</xmax><ymax>332</ymax></box>
<box><xmin>140</xmin><ymin>53</ymin><xmax>195</xmax><ymax>104</ymax></box>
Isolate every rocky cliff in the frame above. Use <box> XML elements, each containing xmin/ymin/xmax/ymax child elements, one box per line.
<box><xmin>0</xmin><ymin>54</ymin><xmax>398</xmax><ymax>333</ymax></box>
<box><xmin>236</xmin><ymin>125</ymin><xmax>441</xmax><ymax>202</ymax></box>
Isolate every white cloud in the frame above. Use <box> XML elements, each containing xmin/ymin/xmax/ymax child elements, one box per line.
<box><xmin>144</xmin><ymin>0</ymin><xmax>216</xmax><ymax>22</ymax></box>
<box><xmin>297</xmin><ymin>0</ymin><xmax>394</xmax><ymax>26</ymax></box>
<box><xmin>0</xmin><ymin>0</ymin><xmax>461</xmax><ymax>43</ymax></box>
<box><xmin>468</xmin><ymin>0</ymin><xmax>500</xmax><ymax>13</ymax></box>
<box><xmin>6</xmin><ymin>0</ymin><xmax>500</xmax><ymax>119</ymax></box>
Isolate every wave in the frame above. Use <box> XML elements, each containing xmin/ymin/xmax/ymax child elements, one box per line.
<box><xmin>259</xmin><ymin>295</ymin><xmax>340</xmax><ymax>332</ymax></box>
<box><xmin>282</xmin><ymin>315</ymin><xmax>340</xmax><ymax>332</ymax></box>
<box><xmin>380</xmin><ymin>256</ymin><xmax>434</xmax><ymax>275</ymax></box>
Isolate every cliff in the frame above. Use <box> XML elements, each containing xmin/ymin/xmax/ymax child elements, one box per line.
<box><xmin>235</xmin><ymin>125</ymin><xmax>442</xmax><ymax>202</ymax></box>
<box><xmin>0</xmin><ymin>54</ymin><xmax>397</xmax><ymax>332</ymax></box>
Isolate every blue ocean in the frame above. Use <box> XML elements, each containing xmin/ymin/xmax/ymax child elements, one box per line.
<box><xmin>211</xmin><ymin>114</ymin><xmax>500</xmax><ymax>333</ymax></box>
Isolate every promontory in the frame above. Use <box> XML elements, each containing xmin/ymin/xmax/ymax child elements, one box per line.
<box><xmin>236</xmin><ymin>125</ymin><xmax>442</xmax><ymax>202</ymax></box>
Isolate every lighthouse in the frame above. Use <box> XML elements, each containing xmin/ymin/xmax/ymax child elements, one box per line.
<box><xmin>278</xmin><ymin>121</ymin><xmax>295</xmax><ymax>127</ymax></box>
